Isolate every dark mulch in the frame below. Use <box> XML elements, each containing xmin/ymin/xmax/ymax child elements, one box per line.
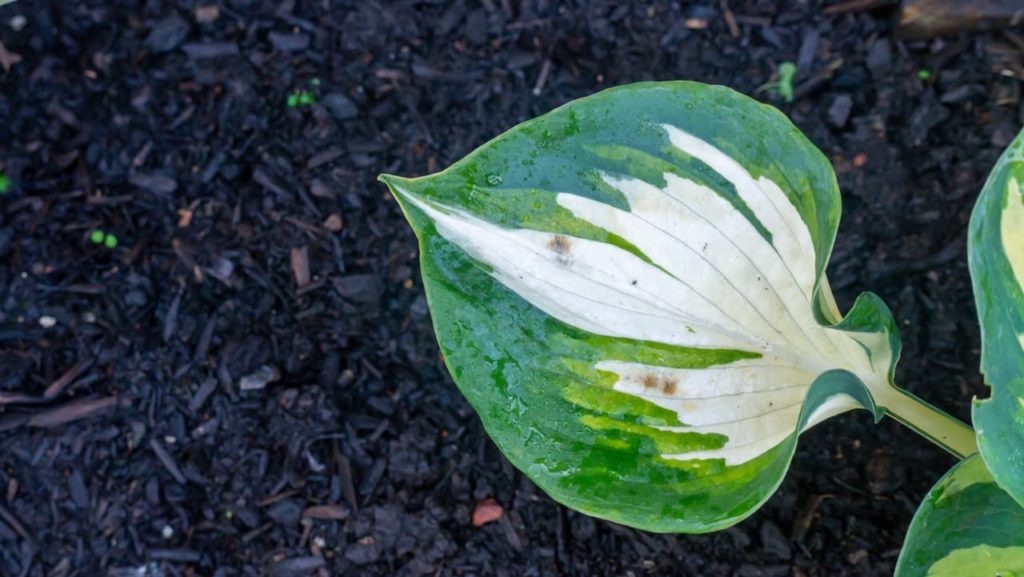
<box><xmin>0</xmin><ymin>1</ymin><xmax>1020</xmax><ymax>576</ymax></box>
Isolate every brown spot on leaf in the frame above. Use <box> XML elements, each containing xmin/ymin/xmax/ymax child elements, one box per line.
<box><xmin>662</xmin><ymin>379</ymin><xmax>677</xmax><ymax>395</ymax></box>
<box><xmin>548</xmin><ymin>235</ymin><xmax>572</xmax><ymax>263</ymax></box>
<box><xmin>639</xmin><ymin>373</ymin><xmax>678</xmax><ymax>396</ymax></box>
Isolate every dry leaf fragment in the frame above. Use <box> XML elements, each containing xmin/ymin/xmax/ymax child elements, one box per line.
<box><xmin>472</xmin><ymin>498</ymin><xmax>504</xmax><ymax>527</ymax></box>
<box><xmin>0</xmin><ymin>41</ymin><xmax>23</xmax><ymax>73</ymax></box>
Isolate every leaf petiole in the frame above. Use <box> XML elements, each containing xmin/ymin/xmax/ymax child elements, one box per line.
<box><xmin>876</xmin><ymin>385</ymin><xmax>978</xmax><ymax>459</ymax></box>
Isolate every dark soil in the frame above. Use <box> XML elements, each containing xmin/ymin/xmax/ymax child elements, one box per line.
<box><xmin>1</xmin><ymin>1</ymin><xmax>1021</xmax><ymax>576</ymax></box>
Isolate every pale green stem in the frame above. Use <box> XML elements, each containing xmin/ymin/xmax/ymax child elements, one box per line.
<box><xmin>818</xmin><ymin>277</ymin><xmax>978</xmax><ymax>459</ymax></box>
<box><xmin>875</xmin><ymin>386</ymin><xmax>978</xmax><ymax>459</ymax></box>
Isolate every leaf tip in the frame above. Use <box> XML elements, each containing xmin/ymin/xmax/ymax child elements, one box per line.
<box><xmin>378</xmin><ymin>173</ymin><xmax>415</xmax><ymax>201</ymax></box>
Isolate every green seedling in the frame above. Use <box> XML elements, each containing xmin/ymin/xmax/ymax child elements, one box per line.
<box><xmin>287</xmin><ymin>89</ymin><xmax>316</xmax><ymax>108</ymax></box>
<box><xmin>777</xmin><ymin>61</ymin><xmax>796</xmax><ymax>103</ymax></box>
<box><xmin>918</xmin><ymin>69</ymin><xmax>932</xmax><ymax>81</ymax></box>
<box><xmin>381</xmin><ymin>81</ymin><xmax>1024</xmax><ymax>574</ymax></box>
<box><xmin>0</xmin><ymin>172</ymin><xmax>11</xmax><ymax>195</ymax></box>
<box><xmin>90</xmin><ymin>229</ymin><xmax>119</xmax><ymax>249</ymax></box>
<box><xmin>756</xmin><ymin>62</ymin><xmax>798</xmax><ymax>103</ymax></box>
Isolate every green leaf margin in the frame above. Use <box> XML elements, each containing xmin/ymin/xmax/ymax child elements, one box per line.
<box><xmin>969</xmin><ymin>127</ymin><xmax>1024</xmax><ymax>507</ymax></box>
<box><xmin>382</xmin><ymin>81</ymin><xmax>900</xmax><ymax>532</ymax></box>
<box><xmin>896</xmin><ymin>454</ymin><xmax>1024</xmax><ymax>577</ymax></box>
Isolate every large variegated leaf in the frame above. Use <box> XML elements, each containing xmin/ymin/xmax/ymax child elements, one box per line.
<box><xmin>896</xmin><ymin>454</ymin><xmax>1024</xmax><ymax>577</ymax></box>
<box><xmin>382</xmin><ymin>82</ymin><xmax>975</xmax><ymax>532</ymax></box>
<box><xmin>969</xmin><ymin>127</ymin><xmax>1024</xmax><ymax>508</ymax></box>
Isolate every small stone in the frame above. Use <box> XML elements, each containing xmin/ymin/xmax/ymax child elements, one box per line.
<box><xmin>269</xmin><ymin>557</ymin><xmax>326</xmax><ymax>577</ymax></box>
<box><xmin>344</xmin><ymin>536</ymin><xmax>380</xmax><ymax>565</ymax></box>
<box><xmin>266</xmin><ymin>498</ymin><xmax>303</xmax><ymax>527</ymax></box>
<box><xmin>38</xmin><ymin>315</ymin><xmax>57</xmax><ymax>328</ymax></box>
<box><xmin>239</xmin><ymin>365</ymin><xmax>280</xmax><ymax>391</ymax></box>
<box><xmin>847</xmin><ymin>548</ymin><xmax>869</xmax><ymax>565</ymax></box>
<box><xmin>827</xmin><ymin>94</ymin><xmax>852</xmax><ymax>128</ymax></box>
<box><xmin>195</xmin><ymin>5</ymin><xmax>219</xmax><ymax>23</ymax></box>
<box><xmin>323</xmin><ymin>213</ymin><xmax>343</xmax><ymax>232</ymax></box>
<box><xmin>323</xmin><ymin>93</ymin><xmax>358</xmax><ymax>121</ymax></box>
<box><xmin>125</xmin><ymin>290</ymin><xmax>147</xmax><ymax>307</ymax></box>
<box><xmin>129</xmin><ymin>173</ymin><xmax>178</xmax><ymax>195</ymax></box>
<box><xmin>145</xmin><ymin>14</ymin><xmax>189</xmax><ymax>53</ymax></box>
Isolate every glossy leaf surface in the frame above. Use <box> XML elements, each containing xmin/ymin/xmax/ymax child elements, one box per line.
<box><xmin>896</xmin><ymin>454</ymin><xmax>1024</xmax><ymax>577</ymax></box>
<box><xmin>381</xmin><ymin>82</ymin><xmax>961</xmax><ymax>532</ymax></box>
<box><xmin>969</xmin><ymin>127</ymin><xmax>1024</xmax><ymax>507</ymax></box>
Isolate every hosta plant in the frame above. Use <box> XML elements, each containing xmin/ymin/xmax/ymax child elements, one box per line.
<box><xmin>380</xmin><ymin>82</ymin><xmax>1024</xmax><ymax>575</ymax></box>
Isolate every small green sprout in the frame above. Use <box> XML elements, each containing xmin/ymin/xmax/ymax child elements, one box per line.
<box><xmin>287</xmin><ymin>89</ymin><xmax>316</xmax><ymax>108</ymax></box>
<box><xmin>0</xmin><ymin>172</ymin><xmax>11</xmax><ymax>195</ymax></box>
<box><xmin>777</xmin><ymin>62</ymin><xmax>797</xmax><ymax>103</ymax></box>
<box><xmin>90</xmin><ymin>229</ymin><xmax>119</xmax><ymax>249</ymax></box>
<box><xmin>918</xmin><ymin>69</ymin><xmax>932</xmax><ymax>81</ymax></box>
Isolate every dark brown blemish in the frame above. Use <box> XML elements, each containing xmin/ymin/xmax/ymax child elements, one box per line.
<box><xmin>662</xmin><ymin>379</ymin><xmax>677</xmax><ymax>395</ymax></box>
<box><xmin>642</xmin><ymin>373</ymin><xmax>658</xmax><ymax>389</ymax></box>
<box><xmin>640</xmin><ymin>373</ymin><xmax>678</xmax><ymax>396</ymax></box>
<box><xmin>548</xmin><ymin>234</ymin><xmax>571</xmax><ymax>254</ymax></box>
<box><xmin>548</xmin><ymin>234</ymin><xmax>572</xmax><ymax>264</ymax></box>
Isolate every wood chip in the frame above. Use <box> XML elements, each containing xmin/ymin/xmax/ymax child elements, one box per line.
<box><xmin>164</xmin><ymin>288</ymin><xmax>183</xmax><ymax>342</ymax></box>
<box><xmin>720</xmin><ymin>0</ymin><xmax>741</xmax><ymax>38</ymax></box>
<box><xmin>44</xmin><ymin>359</ymin><xmax>93</xmax><ymax>399</ymax></box>
<box><xmin>0</xmin><ymin>41</ymin><xmax>23</xmax><ymax>73</ymax></box>
<box><xmin>27</xmin><ymin>396</ymin><xmax>118</xmax><ymax>428</ymax></box>
<box><xmin>0</xmin><ymin>392</ymin><xmax>47</xmax><ymax>405</ymax></box>
<box><xmin>0</xmin><ymin>503</ymin><xmax>29</xmax><ymax>540</ymax></box>
<box><xmin>188</xmin><ymin>378</ymin><xmax>219</xmax><ymax>413</ymax></box>
<box><xmin>823</xmin><ymin>0</ymin><xmax>896</xmax><ymax>15</ymax></box>
<box><xmin>291</xmin><ymin>246</ymin><xmax>311</xmax><ymax>288</ymax></box>
<box><xmin>303</xmin><ymin>504</ymin><xmax>350</xmax><ymax>521</ymax></box>
<box><xmin>150</xmin><ymin>438</ymin><xmax>187</xmax><ymax>484</ymax></box>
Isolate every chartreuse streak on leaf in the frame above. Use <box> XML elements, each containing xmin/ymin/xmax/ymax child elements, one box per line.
<box><xmin>969</xmin><ymin>126</ymin><xmax>1024</xmax><ymax>508</ymax></box>
<box><xmin>896</xmin><ymin>454</ymin><xmax>1024</xmax><ymax>577</ymax></box>
<box><xmin>381</xmin><ymin>81</ymin><xmax>977</xmax><ymax>532</ymax></box>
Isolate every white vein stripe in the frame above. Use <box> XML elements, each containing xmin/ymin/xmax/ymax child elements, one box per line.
<box><xmin>1002</xmin><ymin>176</ymin><xmax>1024</xmax><ymax>353</ymax></box>
<box><xmin>597</xmin><ymin>359</ymin><xmax>815</xmax><ymax>398</ymax></box>
<box><xmin>660</xmin><ymin>124</ymin><xmax>816</xmax><ymax>293</ymax></box>
<box><xmin>407</xmin><ymin>195</ymin><xmax>752</xmax><ymax>349</ymax></box>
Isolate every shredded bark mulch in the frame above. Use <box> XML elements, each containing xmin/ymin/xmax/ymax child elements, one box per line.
<box><xmin>1</xmin><ymin>1</ymin><xmax>1020</xmax><ymax>575</ymax></box>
